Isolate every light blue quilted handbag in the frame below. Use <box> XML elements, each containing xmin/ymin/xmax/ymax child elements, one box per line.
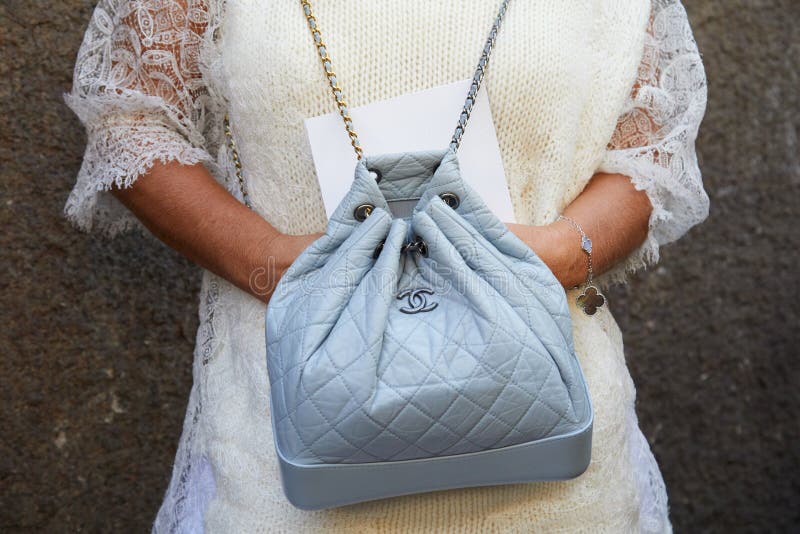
<box><xmin>265</xmin><ymin>0</ymin><xmax>593</xmax><ymax>510</ymax></box>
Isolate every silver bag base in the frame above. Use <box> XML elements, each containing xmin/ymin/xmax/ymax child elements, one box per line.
<box><xmin>274</xmin><ymin>414</ymin><xmax>593</xmax><ymax>510</ymax></box>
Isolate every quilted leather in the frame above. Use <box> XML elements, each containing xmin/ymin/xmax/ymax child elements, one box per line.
<box><xmin>266</xmin><ymin>149</ymin><xmax>591</xmax><ymax>465</ymax></box>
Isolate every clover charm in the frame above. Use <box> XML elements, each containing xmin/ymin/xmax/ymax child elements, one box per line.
<box><xmin>576</xmin><ymin>285</ymin><xmax>605</xmax><ymax>316</ymax></box>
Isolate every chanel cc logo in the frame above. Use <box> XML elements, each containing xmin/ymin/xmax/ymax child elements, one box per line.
<box><xmin>397</xmin><ymin>288</ymin><xmax>438</xmax><ymax>314</ymax></box>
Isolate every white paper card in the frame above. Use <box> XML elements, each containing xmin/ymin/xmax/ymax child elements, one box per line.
<box><xmin>305</xmin><ymin>79</ymin><xmax>516</xmax><ymax>222</ymax></box>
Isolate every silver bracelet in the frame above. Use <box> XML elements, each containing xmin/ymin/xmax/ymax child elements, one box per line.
<box><xmin>557</xmin><ymin>215</ymin><xmax>606</xmax><ymax>315</ymax></box>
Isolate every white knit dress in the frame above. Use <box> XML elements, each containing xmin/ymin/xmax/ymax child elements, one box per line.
<box><xmin>65</xmin><ymin>1</ymin><xmax>709</xmax><ymax>532</ymax></box>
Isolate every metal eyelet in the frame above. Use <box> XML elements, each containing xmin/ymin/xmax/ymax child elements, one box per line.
<box><xmin>373</xmin><ymin>241</ymin><xmax>384</xmax><ymax>259</ymax></box>
<box><xmin>353</xmin><ymin>203</ymin><xmax>374</xmax><ymax>221</ymax></box>
<box><xmin>439</xmin><ymin>192</ymin><xmax>460</xmax><ymax>209</ymax></box>
<box><xmin>368</xmin><ymin>168</ymin><xmax>382</xmax><ymax>183</ymax></box>
<box><xmin>401</xmin><ymin>238</ymin><xmax>428</xmax><ymax>257</ymax></box>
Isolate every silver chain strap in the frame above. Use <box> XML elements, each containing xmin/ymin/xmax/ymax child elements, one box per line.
<box><xmin>450</xmin><ymin>0</ymin><xmax>511</xmax><ymax>151</ymax></box>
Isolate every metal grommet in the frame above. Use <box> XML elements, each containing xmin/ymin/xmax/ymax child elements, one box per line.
<box><xmin>368</xmin><ymin>168</ymin><xmax>382</xmax><ymax>183</ymax></box>
<box><xmin>440</xmin><ymin>192</ymin><xmax>460</xmax><ymax>209</ymax></box>
<box><xmin>401</xmin><ymin>238</ymin><xmax>428</xmax><ymax>257</ymax></box>
<box><xmin>373</xmin><ymin>241</ymin><xmax>384</xmax><ymax>259</ymax></box>
<box><xmin>353</xmin><ymin>203</ymin><xmax>374</xmax><ymax>221</ymax></box>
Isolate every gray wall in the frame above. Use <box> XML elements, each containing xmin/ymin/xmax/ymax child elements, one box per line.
<box><xmin>2</xmin><ymin>0</ymin><xmax>798</xmax><ymax>531</ymax></box>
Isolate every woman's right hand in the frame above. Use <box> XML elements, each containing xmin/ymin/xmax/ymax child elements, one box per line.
<box><xmin>249</xmin><ymin>232</ymin><xmax>323</xmax><ymax>302</ymax></box>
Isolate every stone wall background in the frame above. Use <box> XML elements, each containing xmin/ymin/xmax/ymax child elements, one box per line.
<box><xmin>2</xmin><ymin>0</ymin><xmax>798</xmax><ymax>531</ymax></box>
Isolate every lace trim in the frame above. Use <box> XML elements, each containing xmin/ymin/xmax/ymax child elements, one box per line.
<box><xmin>626</xmin><ymin>402</ymin><xmax>672</xmax><ymax>534</ymax></box>
<box><xmin>598</xmin><ymin>0</ymin><xmax>710</xmax><ymax>286</ymax></box>
<box><xmin>64</xmin><ymin>110</ymin><xmax>213</xmax><ymax>234</ymax></box>
<box><xmin>152</xmin><ymin>275</ymin><xmax>223</xmax><ymax>534</ymax></box>
<box><xmin>64</xmin><ymin>0</ymin><xmax>224</xmax><ymax>235</ymax></box>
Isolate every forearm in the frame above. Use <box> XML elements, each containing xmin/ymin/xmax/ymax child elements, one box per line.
<box><xmin>113</xmin><ymin>163</ymin><xmax>649</xmax><ymax>299</ymax></box>
<box><xmin>510</xmin><ymin>172</ymin><xmax>652</xmax><ymax>288</ymax></box>
<box><xmin>110</xmin><ymin>160</ymin><xmax>295</xmax><ymax>301</ymax></box>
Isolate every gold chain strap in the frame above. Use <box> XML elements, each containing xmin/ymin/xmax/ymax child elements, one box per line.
<box><xmin>223</xmin><ymin>114</ymin><xmax>251</xmax><ymax>207</ymax></box>
<box><xmin>300</xmin><ymin>0</ymin><xmax>363</xmax><ymax>159</ymax></box>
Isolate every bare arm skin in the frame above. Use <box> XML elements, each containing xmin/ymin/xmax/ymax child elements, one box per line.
<box><xmin>110</xmin><ymin>161</ymin><xmax>321</xmax><ymax>302</ymax></box>
<box><xmin>507</xmin><ymin>171</ymin><xmax>653</xmax><ymax>288</ymax></box>
<box><xmin>112</xmin><ymin>163</ymin><xmax>650</xmax><ymax>302</ymax></box>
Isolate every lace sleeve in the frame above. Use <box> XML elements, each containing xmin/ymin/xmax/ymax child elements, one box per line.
<box><xmin>64</xmin><ymin>0</ymin><xmax>220</xmax><ymax>235</ymax></box>
<box><xmin>596</xmin><ymin>0</ymin><xmax>710</xmax><ymax>285</ymax></box>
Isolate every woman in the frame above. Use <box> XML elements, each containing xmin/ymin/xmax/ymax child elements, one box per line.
<box><xmin>65</xmin><ymin>0</ymin><xmax>709</xmax><ymax>531</ymax></box>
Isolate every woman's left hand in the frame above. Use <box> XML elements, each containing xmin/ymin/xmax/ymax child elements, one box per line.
<box><xmin>506</xmin><ymin>222</ymin><xmax>582</xmax><ymax>289</ymax></box>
